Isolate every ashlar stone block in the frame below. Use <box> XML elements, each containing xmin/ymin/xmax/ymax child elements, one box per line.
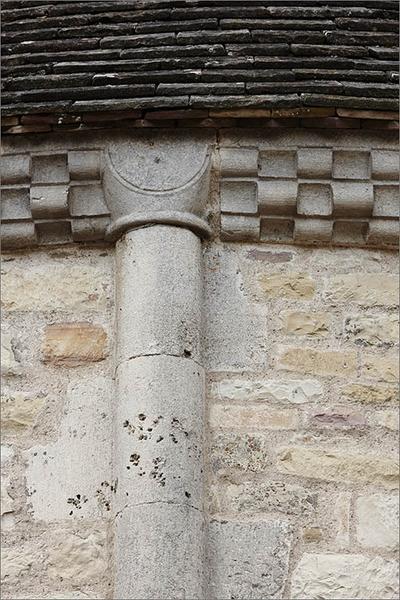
<box><xmin>371</xmin><ymin>150</ymin><xmax>399</xmax><ymax>180</ymax></box>
<box><xmin>297</xmin><ymin>147</ymin><xmax>332</xmax><ymax>179</ymax></box>
<box><xmin>259</xmin><ymin>149</ymin><xmax>297</xmax><ymax>179</ymax></box>
<box><xmin>220</xmin><ymin>180</ymin><xmax>257</xmax><ymax>214</ymax></box>
<box><xmin>208</xmin><ymin>519</ymin><xmax>292</xmax><ymax>600</ymax></box>
<box><xmin>297</xmin><ymin>183</ymin><xmax>333</xmax><ymax>216</ymax></box>
<box><xmin>333</xmin><ymin>150</ymin><xmax>370</xmax><ymax>180</ymax></box>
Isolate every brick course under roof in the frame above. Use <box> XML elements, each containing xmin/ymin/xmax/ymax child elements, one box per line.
<box><xmin>1</xmin><ymin>0</ymin><xmax>399</xmax><ymax>116</ymax></box>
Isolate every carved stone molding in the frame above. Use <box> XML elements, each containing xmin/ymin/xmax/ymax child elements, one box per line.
<box><xmin>220</xmin><ymin>146</ymin><xmax>399</xmax><ymax>248</ymax></box>
<box><xmin>1</xmin><ymin>132</ymin><xmax>398</xmax><ymax>250</ymax></box>
<box><xmin>1</xmin><ymin>149</ymin><xmax>109</xmax><ymax>248</ymax></box>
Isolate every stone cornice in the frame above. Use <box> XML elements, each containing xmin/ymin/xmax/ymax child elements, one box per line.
<box><xmin>1</xmin><ymin>130</ymin><xmax>398</xmax><ymax>250</ymax></box>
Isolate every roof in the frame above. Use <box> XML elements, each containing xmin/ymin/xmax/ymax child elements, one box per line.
<box><xmin>2</xmin><ymin>0</ymin><xmax>399</xmax><ymax>117</ymax></box>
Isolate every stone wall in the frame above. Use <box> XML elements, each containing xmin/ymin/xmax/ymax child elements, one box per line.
<box><xmin>1</xmin><ymin>245</ymin><xmax>115</xmax><ymax>600</ymax></box>
<box><xmin>0</xmin><ymin>127</ymin><xmax>398</xmax><ymax>599</ymax></box>
<box><xmin>2</xmin><ymin>239</ymin><xmax>398</xmax><ymax>599</ymax></box>
<box><xmin>204</xmin><ymin>240</ymin><xmax>399</xmax><ymax>599</ymax></box>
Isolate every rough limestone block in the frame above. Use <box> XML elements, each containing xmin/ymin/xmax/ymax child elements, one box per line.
<box><xmin>47</xmin><ymin>529</ymin><xmax>108</xmax><ymax>584</ymax></box>
<box><xmin>277</xmin><ymin>446</ymin><xmax>399</xmax><ymax>489</ymax></box>
<box><xmin>220</xmin><ymin>214</ymin><xmax>260</xmax><ymax>241</ymax></box>
<box><xmin>1</xmin><ymin>478</ymin><xmax>14</xmax><ymax>516</ymax></box>
<box><xmin>68</xmin><ymin>151</ymin><xmax>102</xmax><ymax>180</ymax></box>
<box><xmin>373</xmin><ymin>410</ymin><xmax>399</xmax><ymax>431</ymax></box>
<box><xmin>25</xmin><ymin>378</ymin><xmax>112</xmax><ymax>521</ymax></box>
<box><xmin>291</xmin><ymin>553</ymin><xmax>399</xmax><ymax>599</ymax></box>
<box><xmin>325</xmin><ymin>273</ymin><xmax>398</xmax><ymax>307</ymax></box>
<box><xmin>220</xmin><ymin>180</ymin><xmax>257</xmax><ymax>214</ymax></box>
<box><xmin>219</xmin><ymin>147</ymin><xmax>258</xmax><ymax>176</ymax></box>
<box><xmin>293</xmin><ymin>218</ymin><xmax>333</xmax><ymax>243</ymax></box>
<box><xmin>345</xmin><ymin>314</ymin><xmax>398</xmax><ymax>346</ymax></box>
<box><xmin>281</xmin><ymin>311</ymin><xmax>330</xmax><ymax>336</ymax></box>
<box><xmin>332</xmin><ymin>150</ymin><xmax>370</xmax><ymax>180</ymax></box>
<box><xmin>1</xmin><ymin>332</ymin><xmax>20</xmax><ymax>376</ymax></box>
<box><xmin>31</xmin><ymin>154</ymin><xmax>69</xmax><ymax>185</ymax></box>
<box><xmin>0</xmin><ymin>155</ymin><xmax>31</xmax><ymax>185</ymax></box>
<box><xmin>208</xmin><ymin>519</ymin><xmax>291</xmax><ymax>600</ymax></box>
<box><xmin>297</xmin><ymin>148</ymin><xmax>332</xmax><ymax>179</ymax></box>
<box><xmin>333</xmin><ymin>492</ymin><xmax>351</xmax><ymax>549</ymax></box>
<box><xmin>332</xmin><ymin>182</ymin><xmax>374</xmax><ymax>216</ymax></box>
<box><xmin>356</xmin><ymin>494</ymin><xmax>399</xmax><ymax>550</ymax></box>
<box><xmin>278</xmin><ymin>347</ymin><xmax>357</xmax><ymax>377</ymax></box>
<box><xmin>211</xmin><ymin>431</ymin><xmax>269</xmax><ymax>475</ymax></box>
<box><xmin>258</xmin><ymin>149</ymin><xmax>297</xmax><ymax>179</ymax></box>
<box><xmin>373</xmin><ymin>185</ymin><xmax>399</xmax><ymax>218</ymax></box>
<box><xmin>371</xmin><ymin>150</ymin><xmax>399</xmax><ymax>180</ymax></box>
<box><xmin>209</xmin><ymin>480</ymin><xmax>317</xmax><ymax>516</ymax></box>
<box><xmin>1</xmin><ymin>391</ymin><xmax>45</xmax><ymax>432</ymax></box>
<box><xmin>1</xmin><ymin>264</ymin><xmax>110</xmax><ymax>312</ymax></box>
<box><xmin>42</xmin><ymin>323</ymin><xmax>107</xmax><ymax>366</ymax></box>
<box><xmin>210</xmin><ymin>378</ymin><xmax>323</xmax><ymax>404</ymax></box>
<box><xmin>210</xmin><ymin>405</ymin><xmax>298</xmax><ymax>430</ymax></box>
<box><xmin>30</xmin><ymin>184</ymin><xmax>69</xmax><ymax>219</ymax></box>
<box><xmin>361</xmin><ymin>354</ymin><xmax>399</xmax><ymax>383</ymax></box>
<box><xmin>258</xmin><ymin>180</ymin><xmax>298</xmax><ymax>215</ymax></box>
<box><xmin>342</xmin><ymin>383</ymin><xmax>398</xmax><ymax>404</ymax></box>
<box><xmin>308</xmin><ymin>410</ymin><xmax>366</xmax><ymax>429</ymax></box>
<box><xmin>257</xmin><ymin>273</ymin><xmax>315</xmax><ymax>299</ymax></box>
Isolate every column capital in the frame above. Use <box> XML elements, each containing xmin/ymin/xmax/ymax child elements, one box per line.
<box><xmin>103</xmin><ymin>132</ymin><xmax>212</xmax><ymax>241</ymax></box>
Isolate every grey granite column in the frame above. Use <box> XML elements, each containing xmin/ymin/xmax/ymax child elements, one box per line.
<box><xmin>103</xmin><ymin>132</ymin><xmax>212</xmax><ymax>599</ymax></box>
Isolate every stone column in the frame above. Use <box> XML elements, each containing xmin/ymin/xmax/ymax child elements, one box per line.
<box><xmin>103</xmin><ymin>132</ymin><xmax>212</xmax><ymax>599</ymax></box>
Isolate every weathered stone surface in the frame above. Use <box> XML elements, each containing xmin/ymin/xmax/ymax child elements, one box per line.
<box><xmin>291</xmin><ymin>553</ymin><xmax>399</xmax><ymax>599</ymax></box>
<box><xmin>373</xmin><ymin>410</ymin><xmax>399</xmax><ymax>431</ymax></box>
<box><xmin>1</xmin><ymin>478</ymin><xmax>14</xmax><ymax>516</ymax></box>
<box><xmin>257</xmin><ymin>273</ymin><xmax>316</xmax><ymax>299</ymax></box>
<box><xmin>1</xmin><ymin>391</ymin><xmax>45</xmax><ymax>432</ymax></box>
<box><xmin>42</xmin><ymin>323</ymin><xmax>107</xmax><ymax>366</ymax></box>
<box><xmin>208</xmin><ymin>519</ymin><xmax>291</xmax><ymax>599</ymax></box>
<box><xmin>1</xmin><ymin>264</ymin><xmax>110</xmax><ymax>312</ymax></box>
<box><xmin>361</xmin><ymin>354</ymin><xmax>399</xmax><ymax>383</ymax></box>
<box><xmin>309</xmin><ymin>410</ymin><xmax>366</xmax><ymax>429</ymax></box>
<box><xmin>278</xmin><ymin>446</ymin><xmax>399</xmax><ymax>488</ymax></box>
<box><xmin>47</xmin><ymin>530</ymin><xmax>108</xmax><ymax>584</ymax></box>
<box><xmin>345</xmin><ymin>314</ymin><xmax>398</xmax><ymax>346</ymax></box>
<box><xmin>1</xmin><ymin>544</ymin><xmax>37</xmax><ymax>583</ymax></box>
<box><xmin>210</xmin><ymin>404</ymin><xmax>298</xmax><ymax>430</ymax></box>
<box><xmin>278</xmin><ymin>347</ymin><xmax>357</xmax><ymax>377</ymax></box>
<box><xmin>210</xmin><ymin>480</ymin><xmax>317</xmax><ymax>516</ymax></box>
<box><xmin>302</xmin><ymin>527</ymin><xmax>323</xmax><ymax>542</ymax></box>
<box><xmin>210</xmin><ymin>378</ymin><xmax>323</xmax><ymax>404</ymax></box>
<box><xmin>342</xmin><ymin>382</ymin><xmax>398</xmax><ymax>403</ymax></box>
<box><xmin>211</xmin><ymin>432</ymin><xmax>269</xmax><ymax>475</ymax></box>
<box><xmin>282</xmin><ymin>311</ymin><xmax>330</xmax><ymax>336</ymax></box>
<box><xmin>25</xmin><ymin>378</ymin><xmax>112</xmax><ymax>521</ymax></box>
<box><xmin>356</xmin><ymin>494</ymin><xmax>399</xmax><ymax>550</ymax></box>
<box><xmin>333</xmin><ymin>492</ymin><xmax>351</xmax><ymax>549</ymax></box>
<box><xmin>326</xmin><ymin>274</ymin><xmax>398</xmax><ymax>307</ymax></box>
<box><xmin>1</xmin><ymin>332</ymin><xmax>21</xmax><ymax>376</ymax></box>
<box><xmin>115</xmin><ymin>504</ymin><xmax>205</xmax><ymax>600</ymax></box>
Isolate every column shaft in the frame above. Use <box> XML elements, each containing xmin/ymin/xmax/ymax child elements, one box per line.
<box><xmin>113</xmin><ymin>225</ymin><xmax>206</xmax><ymax>599</ymax></box>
